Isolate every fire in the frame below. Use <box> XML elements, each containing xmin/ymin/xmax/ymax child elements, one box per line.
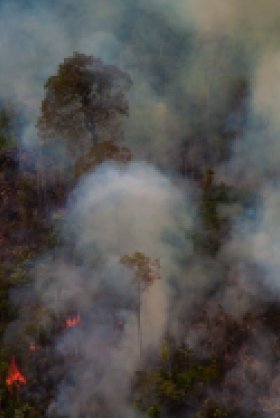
<box><xmin>65</xmin><ymin>314</ymin><xmax>81</xmax><ymax>328</ymax></box>
<box><xmin>29</xmin><ymin>342</ymin><xmax>39</xmax><ymax>352</ymax></box>
<box><xmin>6</xmin><ymin>357</ymin><xmax>27</xmax><ymax>389</ymax></box>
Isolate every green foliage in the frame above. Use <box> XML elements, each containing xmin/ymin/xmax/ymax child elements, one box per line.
<box><xmin>120</xmin><ymin>251</ymin><xmax>161</xmax><ymax>290</ymax></box>
<box><xmin>45</xmin><ymin>228</ymin><xmax>62</xmax><ymax>249</ymax></box>
<box><xmin>148</xmin><ymin>405</ymin><xmax>161</xmax><ymax>418</ymax></box>
<box><xmin>133</xmin><ymin>343</ymin><xmax>219</xmax><ymax>416</ymax></box>
<box><xmin>38</xmin><ymin>52</ymin><xmax>132</xmax><ymax>158</ymax></box>
<box><xmin>0</xmin><ymin>268</ymin><xmax>18</xmax><ymax>334</ymax></box>
<box><xmin>0</xmin><ymin>129</ymin><xmax>58</xmax><ymax>417</ymax></box>
<box><xmin>0</xmin><ymin>107</ymin><xmax>16</xmax><ymax>151</ymax></box>
<box><xmin>191</xmin><ymin>168</ymin><xmax>241</xmax><ymax>256</ymax></box>
<box><xmin>0</xmin><ymin>399</ymin><xmax>41</xmax><ymax>418</ymax></box>
<box><xmin>9</xmin><ymin>265</ymin><xmax>31</xmax><ymax>286</ymax></box>
<box><xmin>160</xmin><ymin>341</ymin><xmax>169</xmax><ymax>362</ymax></box>
<box><xmin>196</xmin><ymin>400</ymin><xmax>229</xmax><ymax>418</ymax></box>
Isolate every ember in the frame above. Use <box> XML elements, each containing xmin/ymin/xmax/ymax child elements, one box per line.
<box><xmin>65</xmin><ymin>314</ymin><xmax>81</xmax><ymax>328</ymax></box>
<box><xmin>6</xmin><ymin>357</ymin><xmax>27</xmax><ymax>389</ymax></box>
<box><xmin>29</xmin><ymin>342</ymin><xmax>39</xmax><ymax>352</ymax></box>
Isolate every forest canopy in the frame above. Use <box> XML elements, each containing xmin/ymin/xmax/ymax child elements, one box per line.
<box><xmin>0</xmin><ymin>1</ymin><xmax>280</xmax><ymax>417</ymax></box>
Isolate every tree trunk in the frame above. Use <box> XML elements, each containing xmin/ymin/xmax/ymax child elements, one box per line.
<box><xmin>138</xmin><ymin>279</ymin><xmax>142</xmax><ymax>360</ymax></box>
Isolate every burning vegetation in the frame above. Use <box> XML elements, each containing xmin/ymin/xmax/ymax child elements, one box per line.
<box><xmin>1</xmin><ymin>1</ymin><xmax>280</xmax><ymax>417</ymax></box>
<box><xmin>6</xmin><ymin>358</ymin><xmax>27</xmax><ymax>390</ymax></box>
<box><xmin>65</xmin><ymin>314</ymin><xmax>81</xmax><ymax>329</ymax></box>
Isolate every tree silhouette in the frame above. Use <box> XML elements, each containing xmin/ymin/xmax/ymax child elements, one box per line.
<box><xmin>120</xmin><ymin>251</ymin><xmax>160</xmax><ymax>358</ymax></box>
<box><xmin>37</xmin><ymin>52</ymin><xmax>132</xmax><ymax>160</ymax></box>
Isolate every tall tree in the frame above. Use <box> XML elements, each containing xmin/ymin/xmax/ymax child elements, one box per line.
<box><xmin>36</xmin><ymin>52</ymin><xmax>132</xmax><ymax>209</ymax></box>
<box><xmin>37</xmin><ymin>52</ymin><xmax>132</xmax><ymax>160</ymax></box>
<box><xmin>120</xmin><ymin>252</ymin><xmax>160</xmax><ymax>358</ymax></box>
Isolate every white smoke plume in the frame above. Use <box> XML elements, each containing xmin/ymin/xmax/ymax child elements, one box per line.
<box><xmin>26</xmin><ymin>161</ymin><xmax>193</xmax><ymax>416</ymax></box>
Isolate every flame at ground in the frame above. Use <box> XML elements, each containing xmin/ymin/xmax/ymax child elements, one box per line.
<box><xmin>6</xmin><ymin>357</ymin><xmax>27</xmax><ymax>389</ymax></box>
<box><xmin>65</xmin><ymin>314</ymin><xmax>81</xmax><ymax>329</ymax></box>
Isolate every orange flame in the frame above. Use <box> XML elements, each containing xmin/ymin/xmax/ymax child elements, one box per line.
<box><xmin>65</xmin><ymin>314</ymin><xmax>81</xmax><ymax>329</ymax></box>
<box><xmin>6</xmin><ymin>357</ymin><xmax>27</xmax><ymax>389</ymax></box>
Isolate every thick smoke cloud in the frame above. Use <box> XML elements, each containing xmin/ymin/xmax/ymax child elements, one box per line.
<box><xmin>28</xmin><ymin>162</ymin><xmax>192</xmax><ymax>416</ymax></box>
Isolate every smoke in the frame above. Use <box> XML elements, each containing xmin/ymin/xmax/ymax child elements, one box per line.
<box><xmin>0</xmin><ymin>0</ymin><xmax>277</xmax><ymax>160</ymax></box>
<box><xmin>0</xmin><ymin>0</ymin><xmax>262</xmax><ymax>167</ymax></box>
<box><xmin>3</xmin><ymin>0</ymin><xmax>280</xmax><ymax>416</ymax></box>
<box><xmin>18</xmin><ymin>161</ymin><xmax>192</xmax><ymax>416</ymax></box>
